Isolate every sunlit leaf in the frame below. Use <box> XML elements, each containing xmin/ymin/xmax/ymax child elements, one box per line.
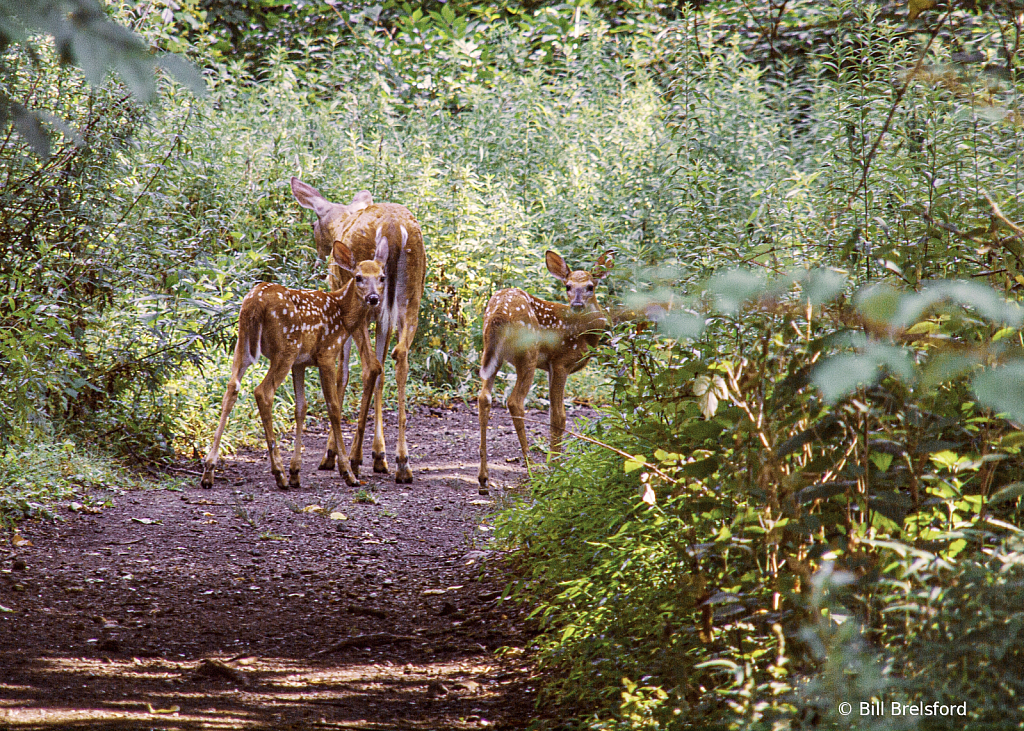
<box><xmin>870</xmin><ymin>452</ymin><xmax>893</xmax><ymax>472</ymax></box>
<box><xmin>624</xmin><ymin>455</ymin><xmax>646</xmax><ymax>473</ymax></box>
<box><xmin>693</xmin><ymin>374</ymin><xmax>728</xmax><ymax>418</ymax></box>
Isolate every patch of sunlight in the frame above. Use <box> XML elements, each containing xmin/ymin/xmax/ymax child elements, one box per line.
<box><xmin>4</xmin><ymin>654</ymin><xmax>506</xmax><ymax>729</ymax></box>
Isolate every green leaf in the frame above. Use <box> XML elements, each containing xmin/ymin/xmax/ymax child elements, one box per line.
<box><xmin>870</xmin><ymin>452</ymin><xmax>893</xmax><ymax>472</ymax></box>
<box><xmin>921</xmin><ymin>352</ymin><xmax>977</xmax><ymax>389</ymax></box>
<box><xmin>855</xmin><ymin>283</ymin><xmax>902</xmax><ymax>326</ymax></box>
<box><xmin>657</xmin><ymin>311</ymin><xmax>704</xmax><ymax>340</ymax></box>
<box><xmin>946</xmin><ymin>538</ymin><xmax>967</xmax><ymax>558</ymax></box>
<box><xmin>801</xmin><ymin>268</ymin><xmax>847</xmax><ymax>306</ymax></box>
<box><xmin>989</xmin><ymin>482</ymin><xmax>1024</xmax><ymax>505</ymax></box>
<box><xmin>11</xmin><ymin>104</ymin><xmax>50</xmax><ymax>158</ymax></box>
<box><xmin>797</xmin><ymin>481</ymin><xmax>854</xmax><ymax>504</ymax></box>
<box><xmin>894</xmin><ymin>281</ymin><xmax>1023</xmax><ymax>329</ymax></box>
<box><xmin>812</xmin><ymin>353</ymin><xmax>880</xmax><ymax>402</ymax></box>
<box><xmin>973</xmin><ymin>362</ymin><xmax>1024</xmax><ymax>423</ymax></box>
<box><xmin>707</xmin><ymin>269</ymin><xmax>766</xmax><ymax>315</ymax></box>
<box><xmin>624</xmin><ymin>455</ymin><xmax>646</xmax><ymax>474</ymax></box>
<box><xmin>156</xmin><ymin>54</ymin><xmax>208</xmax><ymax>97</ymax></box>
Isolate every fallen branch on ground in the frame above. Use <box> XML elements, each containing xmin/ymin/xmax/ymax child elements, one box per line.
<box><xmin>312</xmin><ymin>633</ymin><xmax>420</xmax><ymax>656</ymax></box>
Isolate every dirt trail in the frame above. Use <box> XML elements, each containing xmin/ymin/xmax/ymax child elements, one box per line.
<box><xmin>0</xmin><ymin>402</ymin><xmax>585</xmax><ymax>730</ymax></box>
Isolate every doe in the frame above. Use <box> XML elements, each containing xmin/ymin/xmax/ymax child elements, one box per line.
<box><xmin>200</xmin><ymin>238</ymin><xmax>388</xmax><ymax>490</ymax></box>
<box><xmin>291</xmin><ymin>177</ymin><xmax>426</xmax><ymax>484</ymax></box>
<box><xmin>477</xmin><ymin>249</ymin><xmax>614</xmax><ymax>493</ymax></box>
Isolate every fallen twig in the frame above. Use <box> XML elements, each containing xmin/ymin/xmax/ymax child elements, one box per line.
<box><xmin>313</xmin><ymin>633</ymin><xmax>420</xmax><ymax>656</ymax></box>
<box><xmin>166</xmin><ymin>465</ymin><xmax>204</xmax><ymax>477</ymax></box>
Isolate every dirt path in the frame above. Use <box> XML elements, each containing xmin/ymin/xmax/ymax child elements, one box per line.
<box><xmin>0</xmin><ymin>402</ymin><xmax>583</xmax><ymax>730</ymax></box>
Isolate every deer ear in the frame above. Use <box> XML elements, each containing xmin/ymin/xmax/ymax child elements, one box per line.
<box><xmin>349</xmin><ymin>190</ymin><xmax>373</xmax><ymax>212</ymax></box>
<box><xmin>374</xmin><ymin>235</ymin><xmax>390</xmax><ymax>266</ymax></box>
<box><xmin>333</xmin><ymin>240</ymin><xmax>357</xmax><ymax>273</ymax></box>
<box><xmin>546</xmin><ymin>250</ymin><xmax>570</xmax><ymax>283</ymax></box>
<box><xmin>291</xmin><ymin>176</ymin><xmax>335</xmax><ymax>219</ymax></box>
<box><xmin>593</xmin><ymin>250</ymin><xmax>615</xmax><ymax>280</ymax></box>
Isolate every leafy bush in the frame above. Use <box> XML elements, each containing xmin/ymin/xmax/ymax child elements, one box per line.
<box><xmin>496</xmin><ymin>266</ymin><xmax>1024</xmax><ymax>729</ymax></box>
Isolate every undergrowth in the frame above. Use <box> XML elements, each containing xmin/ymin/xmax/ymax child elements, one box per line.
<box><xmin>0</xmin><ymin>441</ymin><xmax>151</xmax><ymax>529</ymax></box>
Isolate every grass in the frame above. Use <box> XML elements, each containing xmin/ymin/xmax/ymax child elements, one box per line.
<box><xmin>0</xmin><ymin>439</ymin><xmax>153</xmax><ymax>530</ymax></box>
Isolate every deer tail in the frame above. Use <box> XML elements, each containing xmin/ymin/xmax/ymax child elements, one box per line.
<box><xmin>479</xmin><ymin>321</ymin><xmax>504</xmax><ymax>381</ymax></box>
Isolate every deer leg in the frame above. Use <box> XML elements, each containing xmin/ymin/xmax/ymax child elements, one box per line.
<box><xmin>201</xmin><ymin>328</ymin><xmax>258</xmax><ymax>489</ymax></box>
<box><xmin>350</xmin><ymin>326</ymin><xmax>383</xmax><ymax>478</ymax></box>
<box><xmin>289</xmin><ymin>365</ymin><xmax>307</xmax><ymax>488</ymax></box>
<box><xmin>393</xmin><ymin>311</ymin><xmax>419</xmax><ymax>484</ymax></box>
<box><xmin>339</xmin><ymin>328</ymin><xmax>371</xmax><ymax>475</ymax></box>
<box><xmin>508</xmin><ymin>352</ymin><xmax>537</xmax><ymax>476</ymax></box>
<box><xmin>370</xmin><ymin>324</ymin><xmax>391</xmax><ymax>475</ymax></box>
<box><xmin>477</xmin><ymin>370</ymin><xmax>497</xmax><ymax>494</ymax></box>
<box><xmin>319</xmin><ymin>362</ymin><xmax>359</xmax><ymax>486</ymax></box>
<box><xmin>319</xmin><ymin>338</ymin><xmax>352</xmax><ymax>472</ymax></box>
<box><xmin>548</xmin><ymin>365</ymin><xmax>568</xmax><ymax>458</ymax></box>
<box><xmin>201</xmin><ymin>359</ymin><xmax>251</xmax><ymax>489</ymax></box>
<box><xmin>253</xmin><ymin>358</ymin><xmax>293</xmax><ymax>490</ymax></box>
<box><xmin>339</xmin><ymin>336</ymin><xmax>351</xmax><ymax>415</ymax></box>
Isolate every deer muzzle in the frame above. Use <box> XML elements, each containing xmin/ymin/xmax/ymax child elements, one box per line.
<box><xmin>366</xmin><ymin>293</ymin><xmax>381</xmax><ymax>307</ymax></box>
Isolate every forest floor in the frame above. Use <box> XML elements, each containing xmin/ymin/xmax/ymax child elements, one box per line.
<box><xmin>0</xmin><ymin>401</ymin><xmax>590</xmax><ymax>730</ymax></box>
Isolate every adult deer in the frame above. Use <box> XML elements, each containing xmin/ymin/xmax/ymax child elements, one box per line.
<box><xmin>477</xmin><ymin>249</ymin><xmax>614</xmax><ymax>493</ymax></box>
<box><xmin>291</xmin><ymin>177</ymin><xmax>426</xmax><ymax>484</ymax></box>
<box><xmin>200</xmin><ymin>238</ymin><xmax>388</xmax><ymax>490</ymax></box>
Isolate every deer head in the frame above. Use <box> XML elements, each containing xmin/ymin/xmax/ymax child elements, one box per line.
<box><xmin>334</xmin><ymin>235</ymin><xmax>389</xmax><ymax>310</ymax></box>
<box><xmin>545</xmin><ymin>249</ymin><xmax>615</xmax><ymax>313</ymax></box>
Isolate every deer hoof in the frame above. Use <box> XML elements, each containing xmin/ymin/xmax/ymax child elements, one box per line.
<box><xmin>395</xmin><ymin>458</ymin><xmax>413</xmax><ymax>484</ymax></box>
<box><xmin>289</xmin><ymin>469</ymin><xmax>301</xmax><ymax>489</ymax></box>
<box><xmin>200</xmin><ymin>470</ymin><xmax>214</xmax><ymax>489</ymax></box>
<box><xmin>477</xmin><ymin>475</ymin><xmax>489</xmax><ymax>495</ymax></box>
<box><xmin>318</xmin><ymin>450</ymin><xmax>336</xmax><ymax>471</ymax></box>
<box><xmin>349</xmin><ymin>459</ymin><xmax>361</xmax><ymax>478</ymax></box>
<box><xmin>372</xmin><ymin>451</ymin><xmax>389</xmax><ymax>474</ymax></box>
<box><xmin>343</xmin><ymin>470</ymin><xmax>360</xmax><ymax>487</ymax></box>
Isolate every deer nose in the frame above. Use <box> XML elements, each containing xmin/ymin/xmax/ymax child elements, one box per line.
<box><xmin>366</xmin><ymin>294</ymin><xmax>380</xmax><ymax>307</ymax></box>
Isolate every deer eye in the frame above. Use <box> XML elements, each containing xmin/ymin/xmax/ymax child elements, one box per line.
<box><xmin>355</xmin><ymin>275</ymin><xmax>363</xmax><ymax>283</ymax></box>
<box><xmin>565</xmin><ymin>284</ymin><xmax>572</xmax><ymax>291</ymax></box>
<box><xmin>587</xmin><ymin>284</ymin><xmax>594</xmax><ymax>291</ymax></box>
<box><xmin>379</xmin><ymin>275</ymin><xmax>385</xmax><ymax>284</ymax></box>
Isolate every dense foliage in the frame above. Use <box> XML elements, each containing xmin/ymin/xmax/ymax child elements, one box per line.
<box><xmin>3</xmin><ymin>0</ymin><xmax>1024</xmax><ymax>727</ymax></box>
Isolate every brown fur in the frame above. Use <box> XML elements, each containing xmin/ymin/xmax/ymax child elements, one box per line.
<box><xmin>477</xmin><ymin>250</ymin><xmax>614</xmax><ymax>493</ymax></box>
<box><xmin>201</xmin><ymin>240</ymin><xmax>388</xmax><ymax>490</ymax></box>
<box><xmin>292</xmin><ymin>178</ymin><xmax>426</xmax><ymax>484</ymax></box>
